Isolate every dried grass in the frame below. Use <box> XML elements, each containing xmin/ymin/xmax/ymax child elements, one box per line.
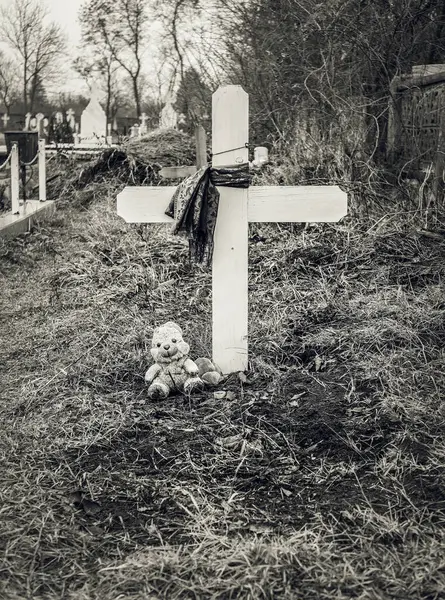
<box><xmin>1</xmin><ymin>136</ymin><xmax>445</xmax><ymax>598</ymax></box>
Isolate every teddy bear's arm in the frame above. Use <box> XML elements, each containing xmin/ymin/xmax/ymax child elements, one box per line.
<box><xmin>183</xmin><ymin>358</ymin><xmax>199</xmax><ymax>375</ymax></box>
<box><xmin>145</xmin><ymin>363</ymin><xmax>162</xmax><ymax>383</ymax></box>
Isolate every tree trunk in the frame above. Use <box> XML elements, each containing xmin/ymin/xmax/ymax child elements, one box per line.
<box><xmin>132</xmin><ymin>76</ymin><xmax>140</xmax><ymax>116</ymax></box>
<box><xmin>29</xmin><ymin>75</ymin><xmax>37</xmax><ymax>113</ymax></box>
<box><xmin>23</xmin><ymin>65</ymin><xmax>28</xmax><ymax>113</ymax></box>
<box><xmin>106</xmin><ymin>64</ymin><xmax>112</xmax><ymax>124</ymax></box>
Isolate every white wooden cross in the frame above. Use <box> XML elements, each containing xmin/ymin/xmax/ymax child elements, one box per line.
<box><xmin>2</xmin><ymin>113</ymin><xmax>9</xmax><ymax>127</ymax></box>
<box><xmin>66</xmin><ymin>108</ymin><xmax>76</xmax><ymax>128</ymax></box>
<box><xmin>117</xmin><ymin>86</ymin><xmax>347</xmax><ymax>374</ymax></box>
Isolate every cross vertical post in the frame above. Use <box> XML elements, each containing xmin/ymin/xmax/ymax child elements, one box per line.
<box><xmin>211</xmin><ymin>86</ymin><xmax>249</xmax><ymax>373</ymax></box>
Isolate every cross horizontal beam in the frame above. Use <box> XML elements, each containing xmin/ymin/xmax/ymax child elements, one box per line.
<box><xmin>117</xmin><ymin>185</ymin><xmax>347</xmax><ymax>224</ymax></box>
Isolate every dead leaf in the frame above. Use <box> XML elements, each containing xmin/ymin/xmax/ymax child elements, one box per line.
<box><xmin>67</xmin><ymin>490</ymin><xmax>83</xmax><ymax>505</ymax></box>
<box><xmin>238</xmin><ymin>372</ymin><xmax>247</xmax><ymax>384</ymax></box>
<box><xmin>225</xmin><ymin>391</ymin><xmax>236</xmax><ymax>401</ymax></box>
<box><xmin>244</xmin><ymin>439</ymin><xmax>264</xmax><ymax>455</ymax></box>
<box><xmin>217</xmin><ymin>434</ymin><xmax>243</xmax><ymax>449</ymax></box>
<box><xmin>81</xmin><ymin>498</ymin><xmax>101</xmax><ymax>516</ymax></box>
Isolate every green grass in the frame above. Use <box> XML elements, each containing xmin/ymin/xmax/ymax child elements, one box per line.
<box><xmin>1</xmin><ymin>161</ymin><xmax>445</xmax><ymax>598</ymax></box>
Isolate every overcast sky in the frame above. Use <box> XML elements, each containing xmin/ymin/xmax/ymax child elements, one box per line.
<box><xmin>48</xmin><ymin>0</ymin><xmax>83</xmax><ymax>50</ymax></box>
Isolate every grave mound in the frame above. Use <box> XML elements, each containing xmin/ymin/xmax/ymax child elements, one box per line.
<box><xmin>47</xmin><ymin>128</ymin><xmax>197</xmax><ymax>202</ymax></box>
<box><xmin>125</xmin><ymin>128</ymin><xmax>198</xmax><ymax>167</ymax></box>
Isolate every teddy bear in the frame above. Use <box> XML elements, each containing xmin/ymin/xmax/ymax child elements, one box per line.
<box><xmin>145</xmin><ymin>322</ymin><xmax>222</xmax><ymax>399</ymax></box>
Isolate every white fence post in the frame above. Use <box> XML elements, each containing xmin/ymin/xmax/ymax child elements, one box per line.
<box><xmin>39</xmin><ymin>139</ymin><xmax>46</xmax><ymax>201</ymax></box>
<box><xmin>10</xmin><ymin>143</ymin><xmax>20</xmax><ymax>214</ymax></box>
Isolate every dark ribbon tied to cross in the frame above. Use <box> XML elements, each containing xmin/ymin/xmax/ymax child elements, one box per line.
<box><xmin>165</xmin><ymin>163</ymin><xmax>252</xmax><ymax>265</ymax></box>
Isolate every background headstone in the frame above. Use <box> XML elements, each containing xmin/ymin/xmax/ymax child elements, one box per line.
<box><xmin>139</xmin><ymin>112</ymin><xmax>148</xmax><ymax>135</ymax></box>
<box><xmin>66</xmin><ymin>109</ymin><xmax>76</xmax><ymax>129</ymax></box>
<box><xmin>80</xmin><ymin>84</ymin><xmax>107</xmax><ymax>145</ymax></box>
<box><xmin>160</xmin><ymin>100</ymin><xmax>178</xmax><ymax>129</ymax></box>
<box><xmin>36</xmin><ymin>114</ymin><xmax>45</xmax><ymax>138</ymax></box>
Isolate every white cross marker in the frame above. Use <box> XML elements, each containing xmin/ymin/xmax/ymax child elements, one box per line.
<box><xmin>2</xmin><ymin>113</ymin><xmax>10</xmax><ymax>127</ymax></box>
<box><xmin>66</xmin><ymin>108</ymin><xmax>76</xmax><ymax>128</ymax></box>
<box><xmin>140</xmin><ymin>112</ymin><xmax>148</xmax><ymax>127</ymax></box>
<box><xmin>117</xmin><ymin>86</ymin><xmax>347</xmax><ymax>374</ymax></box>
<box><xmin>35</xmin><ymin>113</ymin><xmax>44</xmax><ymax>138</ymax></box>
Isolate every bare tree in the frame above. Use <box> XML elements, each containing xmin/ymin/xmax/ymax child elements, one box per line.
<box><xmin>80</xmin><ymin>0</ymin><xmax>148</xmax><ymax>116</ymax></box>
<box><xmin>0</xmin><ymin>53</ymin><xmax>20</xmax><ymax>112</ymax></box>
<box><xmin>211</xmin><ymin>0</ymin><xmax>445</xmax><ymax>155</ymax></box>
<box><xmin>156</xmin><ymin>0</ymin><xmax>216</xmax><ymax>93</ymax></box>
<box><xmin>0</xmin><ymin>0</ymin><xmax>66</xmax><ymax>113</ymax></box>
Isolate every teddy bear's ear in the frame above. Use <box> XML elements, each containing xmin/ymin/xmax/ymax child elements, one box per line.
<box><xmin>163</xmin><ymin>321</ymin><xmax>183</xmax><ymax>335</ymax></box>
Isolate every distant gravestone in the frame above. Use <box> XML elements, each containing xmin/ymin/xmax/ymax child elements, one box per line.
<box><xmin>139</xmin><ymin>112</ymin><xmax>148</xmax><ymax>135</ymax></box>
<box><xmin>66</xmin><ymin>108</ymin><xmax>76</xmax><ymax>129</ymax></box>
<box><xmin>2</xmin><ymin>113</ymin><xmax>9</xmax><ymax>128</ymax></box>
<box><xmin>73</xmin><ymin>122</ymin><xmax>81</xmax><ymax>145</ymax></box>
<box><xmin>160</xmin><ymin>100</ymin><xmax>178</xmax><ymax>129</ymax></box>
<box><xmin>35</xmin><ymin>113</ymin><xmax>45</xmax><ymax>138</ymax></box>
<box><xmin>130</xmin><ymin>123</ymin><xmax>140</xmax><ymax>138</ymax></box>
<box><xmin>80</xmin><ymin>84</ymin><xmax>107</xmax><ymax>145</ymax></box>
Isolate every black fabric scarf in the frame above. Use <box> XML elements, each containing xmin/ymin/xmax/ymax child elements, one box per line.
<box><xmin>165</xmin><ymin>164</ymin><xmax>252</xmax><ymax>266</ymax></box>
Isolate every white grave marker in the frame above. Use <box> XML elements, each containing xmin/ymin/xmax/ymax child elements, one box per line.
<box><xmin>2</xmin><ymin>113</ymin><xmax>9</xmax><ymax>127</ymax></box>
<box><xmin>35</xmin><ymin>113</ymin><xmax>45</xmax><ymax>137</ymax></box>
<box><xmin>160</xmin><ymin>100</ymin><xmax>178</xmax><ymax>129</ymax></box>
<box><xmin>117</xmin><ymin>86</ymin><xmax>347</xmax><ymax>374</ymax></box>
<box><xmin>80</xmin><ymin>85</ymin><xmax>107</xmax><ymax>145</ymax></box>
<box><xmin>130</xmin><ymin>123</ymin><xmax>140</xmax><ymax>138</ymax></box>
<box><xmin>139</xmin><ymin>112</ymin><xmax>148</xmax><ymax>135</ymax></box>
<box><xmin>66</xmin><ymin>108</ymin><xmax>76</xmax><ymax>128</ymax></box>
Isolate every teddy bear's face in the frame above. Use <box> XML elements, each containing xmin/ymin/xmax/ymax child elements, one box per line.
<box><xmin>150</xmin><ymin>324</ymin><xmax>190</xmax><ymax>363</ymax></box>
